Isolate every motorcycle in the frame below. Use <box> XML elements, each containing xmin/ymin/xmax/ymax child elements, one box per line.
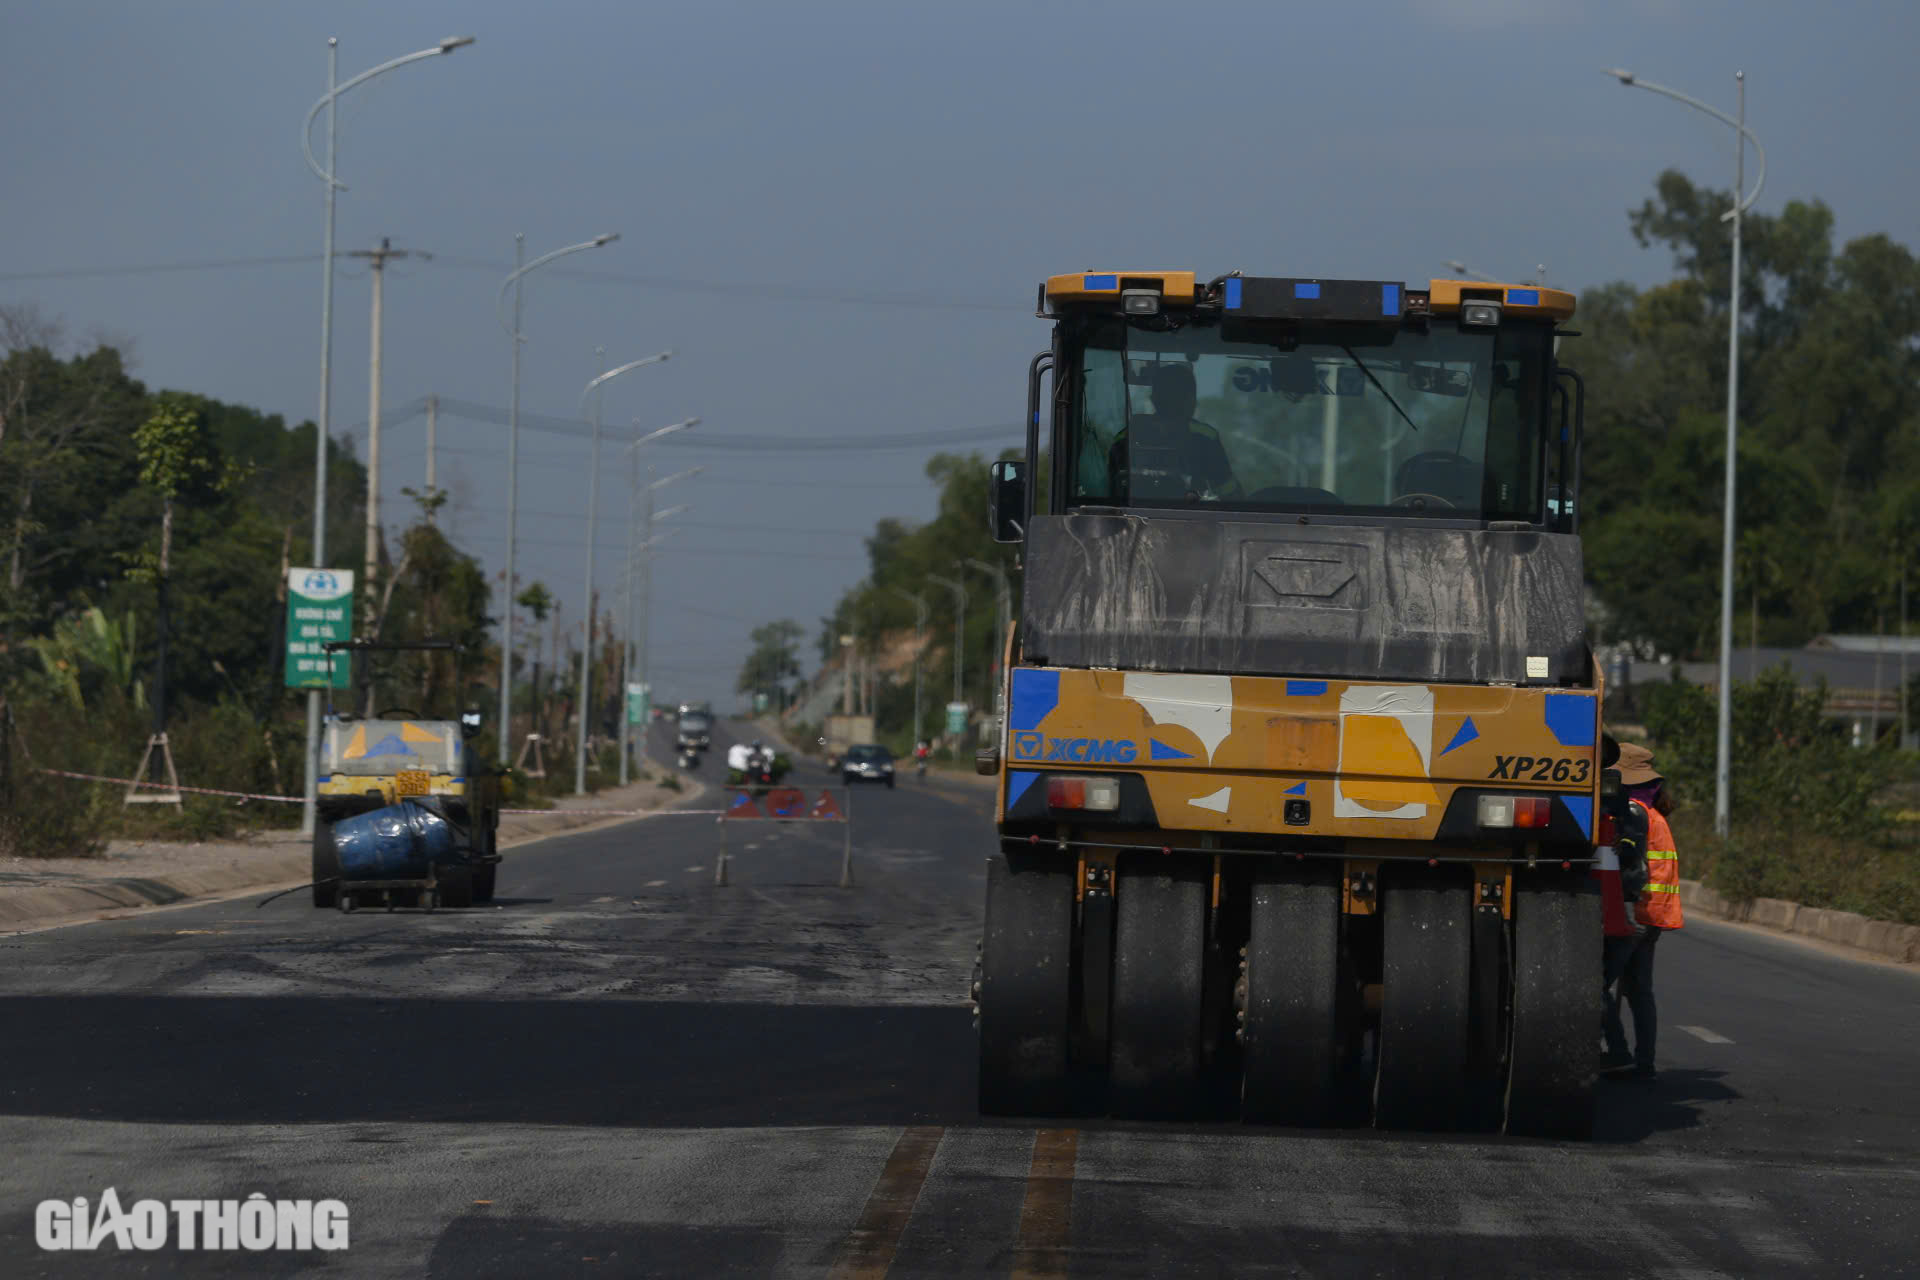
<box><xmin>677</xmin><ymin>745</ymin><xmax>701</xmax><ymax>770</ymax></box>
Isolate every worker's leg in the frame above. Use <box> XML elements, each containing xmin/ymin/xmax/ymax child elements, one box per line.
<box><xmin>1626</xmin><ymin>928</ymin><xmax>1661</xmax><ymax>1072</ymax></box>
<box><xmin>1600</xmin><ymin>935</ymin><xmax>1636</xmax><ymax>1061</ymax></box>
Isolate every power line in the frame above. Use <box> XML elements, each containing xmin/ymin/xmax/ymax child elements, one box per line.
<box><xmin>452</xmin><ymin>530</ymin><xmax>865</xmax><ymax>561</ymax></box>
<box><xmin>428</xmin><ymin>253</ymin><xmax>1007</xmax><ymax>314</ymax></box>
<box><xmin>388</xmin><ymin>440</ymin><xmax>927</xmax><ymax>487</ymax></box>
<box><xmin>449</xmin><ymin>503</ymin><xmax>868</xmax><ymax>537</ymax></box>
<box><xmin>418</xmin><ymin>395</ymin><xmax>1020</xmax><ymax>452</ymax></box>
<box><xmin>0</xmin><ymin>250</ymin><xmax>1014</xmax><ymax>315</ymax></box>
<box><xmin>0</xmin><ymin>253</ymin><xmax>323</xmax><ymax>282</ymax></box>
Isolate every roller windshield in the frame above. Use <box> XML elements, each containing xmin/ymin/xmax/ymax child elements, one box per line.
<box><xmin>1066</xmin><ymin>315</ymin><xmax>1552</xmax><ymax>521</ymax></box>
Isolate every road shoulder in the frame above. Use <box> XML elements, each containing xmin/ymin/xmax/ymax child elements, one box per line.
<box><xmin>0</xmin><ymin>769</ymin><xmax>709</xmax><ymax>935</ymax></box>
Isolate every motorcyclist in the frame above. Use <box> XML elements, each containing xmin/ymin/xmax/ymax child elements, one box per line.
<box><xmin>914</xmin><ymin>740</ymin><xmax>930</xmax><ymax>776</ymax></box>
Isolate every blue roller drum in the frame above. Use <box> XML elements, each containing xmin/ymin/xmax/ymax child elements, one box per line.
<box><xmin>331</xmin><ymin>800</ymin><xmax>458</xmax><ymax>881</ymax></box>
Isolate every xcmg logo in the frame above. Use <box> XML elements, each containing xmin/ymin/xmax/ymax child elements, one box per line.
<box><xmin>1010</xmin><ymin>733</ymin><xmax>1136</xmax><ymax>763</ymax></box>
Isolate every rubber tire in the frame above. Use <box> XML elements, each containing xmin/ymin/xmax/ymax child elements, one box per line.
<box><xmin>311</xmin><ymin>820</ymin><xmax>338</xmax><ymax>909</ymax></box>
<box><xmin>439</xmin><ymin>866</ymin><xmax>475</xmax><ymax>909</ymax></box>
<box><xmin>1505</xmin><ymin>872</ymin><xmax>1601</xmax><ymax>1139</ymax></box>
<box><xmin>1242</xmin><ymin>860</ymin><xmax>1342</xmax><ymax>1126</ymax></box>
<box><xmin>1375</xmin><ymin>865</ymin><xmax>1472</xmax><ymax>1131</ymax></box>
<box><xmin>473</xmin><ymin>864</ymin><xmax>497</xmax><ymax>904</ymax></box>
<box><xmin>978</xmin><ymin>852</ymin><xmax>1074</xmax><ymax>1116</ymax></box>
<box><xmin>1110</xmin><ymin>853</ymin><xmax>1208</xmax><ymax>1120</ymax></box>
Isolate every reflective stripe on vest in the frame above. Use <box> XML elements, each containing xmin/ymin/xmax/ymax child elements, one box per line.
<box><xmin>1635</xmin><ymin>806</ymin><xmax>1684</xmax><ymax>929</ymax></box>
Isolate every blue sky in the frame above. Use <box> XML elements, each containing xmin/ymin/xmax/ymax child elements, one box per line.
<box><xmin>4</xmin><ymin>0</ymin><xmax>1915</xmax><ymax>703</ymax></box>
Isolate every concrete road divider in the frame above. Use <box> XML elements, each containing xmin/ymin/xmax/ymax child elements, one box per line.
<box><xmin>1681</xmin><ymin>879</ymin><xmax>1920</xmax><ymax>965</ymax></box>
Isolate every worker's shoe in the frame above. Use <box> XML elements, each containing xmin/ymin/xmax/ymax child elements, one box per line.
<box><xmin>1603</xmin><ymin>1062</ymin><xmax>1656</xmax><ymax>1081</ymax></box>
<box><xmin>1598</xmin><ymin>1049</ymin><xmax>1634</xmax><ymax>1072</ymax></box>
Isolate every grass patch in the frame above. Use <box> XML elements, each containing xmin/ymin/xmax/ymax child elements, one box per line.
<box><xmin>1672</xmin><ymin>809</ymin><xmax>1920</xmax><ymax>926</ymax></box>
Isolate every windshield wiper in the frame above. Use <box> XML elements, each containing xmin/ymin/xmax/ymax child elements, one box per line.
<box><xmin>1339</xmin><ymin>345</ymin><xmax>1420</xmax><ymax>435</ymax></box>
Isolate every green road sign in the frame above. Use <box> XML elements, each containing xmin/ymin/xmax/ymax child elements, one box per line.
<box><xmin>626</xmin><ymin>682</ymin><xmax>650</xmax><ymax>726</ymax></box>
<box><xmin>284</xmin><ymin>568</ymin><xmax>354</xmax><ymax>690</ymax></box>
<box><xmin>945</xmin><ymin>701</ymin><xmax>969</xmax><ymax>736</ymax></box>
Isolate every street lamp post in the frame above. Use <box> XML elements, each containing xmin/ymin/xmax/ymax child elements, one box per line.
<box><xmin>927</xmin><ymin>574</ymin><xmax>968</xmax><ymax>734</ymax></box>
<box><xmin>1607</xmin><ymin>67</ymin><xmax>1766</xmax><ymax>837</ymax></box>
<box><xmin>622</xmin><ymin>453</ymin><xmax>701</xmax><ymax>781</ymax></box>
<box><xmin>299</xmin><ymin>33</ymin><xmax>474</xmax><ymax>835</ymax></box>
<box><xmin>963</xmin><ymin>557</ymin><xmax>1011</xmax><ymax>712</ymax></box>
<box><xmin>573</xmin><ymin>353</ymin><xmax>673</xmax><ymax>794</ymax></box>
<box><xmin>888</xmin><ymin>587</ymin><xmax>930</xmax><ymax>749</ymax></box>
<box><xmin>494</xmin><ymin>231</ymin><xmax>621</xmax><ymax>764</ymax></box>
<box><xmin>631</xmin><ymin>524</ymin><xmax>684</xmax><ymax>735</ymax></box>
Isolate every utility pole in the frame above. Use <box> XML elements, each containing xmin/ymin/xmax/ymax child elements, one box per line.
<box><xmin>424</xmin><ymin>393</ymin><xmax>438</xmax><ymax>511</ymax></box>
<box><xmin>965</xmin><ymin>557</ymin><xmax>1012</xmax><ymax>711</ymax></box>
<box><xmin>848</xmin><ymin>633</ymin><xmax>864</xmax><ymax>717</ymax></box>
<box><xmin>346</xmin><ymin>237</ymin><xmax>426</xmax><ymax>713</ymax></box>
<box><xmin>620</xmin><ymin>455</ymin><xmax>644</xmax><ymax>786</ymax></box>
<box><xmin>928</xmin><ymin>574</ymin><xmax>968</xmax><ymax>715</ymax></box>
<box><xmin>1902</xmin><ymin>563</ymin><xmax>1910</xmax><ymax>750</ymax></box>
<box><xmin>889</xmin><ymin>587</ymin><xmax>929</xmax><ymax>748</ymax></box>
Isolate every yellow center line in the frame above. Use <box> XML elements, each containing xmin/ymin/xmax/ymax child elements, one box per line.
<box><xmin>1011</xmin><ymin>1128</ymin><xmax>1079</xmax><ymax>1280</ymax></box>
<box><xmin>830</xmin><ymin>1125</ymin><xmax>944</xmax><ymax>1280</ymax></box>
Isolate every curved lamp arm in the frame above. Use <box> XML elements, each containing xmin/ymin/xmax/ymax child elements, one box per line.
<box><xmin>496</xmin><ymin>233</ymin><xmax>621</xmax><ymax>338</ymax></box>
<box><xmin>1604</xmin><ymin>69</ymin><xmax>1766</xmax><ymax>216</ymax></box>
<box><xmin>646</xmin><ymin>464</ymin><xmax>705</xmax><ymax>491</ymax></box>
<box><xmin>628</xmin><ymin>415</ymin><xmax>700</xmax><ymax>451</ymax></box>
<box><xmin>581</xmin><ymin>352</ymin><xmax>673</xmax><ymax>413</ymax></box>
<box><xmin>303</xmin><ymin>37</ymin><xmax>475</xmax><ymax>189</ymax></box>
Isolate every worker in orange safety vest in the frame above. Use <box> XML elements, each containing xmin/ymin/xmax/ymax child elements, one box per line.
<box><xmin>1601</xmin><ymin>742</ymin><xmax>1682</xmax><ymax>1078</ymax></box>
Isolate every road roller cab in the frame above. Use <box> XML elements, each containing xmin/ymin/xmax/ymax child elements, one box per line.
<box><xmin>977</xmin><ymin>270</ymin><xmax>1601</xmax><ymax>1135</ymax></box>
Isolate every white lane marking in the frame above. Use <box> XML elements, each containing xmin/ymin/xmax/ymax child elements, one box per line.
<box><xmin>685</xmin><ymin>865</ymin><xmax>705</xmax><ymax>873</ymax></box>
<box><xmin>1679</xmin><ymin>1025</ymin><xmax>1734</xmax><ymax>1044</ymax></box>
<box><xmin>643</xmin><ymin>880</ymin><xmax>667</xmax><ymax>888</ymax></box>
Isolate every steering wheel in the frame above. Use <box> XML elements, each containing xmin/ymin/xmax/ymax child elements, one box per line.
<box><xmin>1391</xmin><ymin>493</ymin><xmax>1456</xmax><ymax>510</ymax></box>
<box><xmin>377</xmin><ymin>706</ymin><xmax>422</xmax><ymax>720</ymax></box>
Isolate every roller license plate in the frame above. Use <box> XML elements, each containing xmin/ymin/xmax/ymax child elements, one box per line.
<box><xmin>394</xmin><ymin>770</ymin><xmax>431</xmax><ymax>797</ymax></box>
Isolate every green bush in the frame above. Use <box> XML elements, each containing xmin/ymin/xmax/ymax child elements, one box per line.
<box><xmin>1639</xmin><ymin>663</ymin><xmax>1920</xmax><ymax>923</ymax></box>
<box><xmin>0</xmin><ymin>690</ymin><xmax>306</xmax><ymax>853</ymax></box>
<box><xmin>1641</xmin><ymin>664</ymin><xmax>1897</xmax><ymax>836</ymax></box>
<box><xmin>0</xmin><ymin>773</ymin><xmax>103</xmax><ymax>859</ymax></box>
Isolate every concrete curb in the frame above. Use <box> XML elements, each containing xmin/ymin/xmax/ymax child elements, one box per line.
<box><xmin>0</xmin><ymin>850</ymin><xmax>309</xmax><ymax>927</ymax></box>
<box><xmin>1680</xmin><ymin>879</ymin><xmax>1920</xmax><ymax>965</ymax></box>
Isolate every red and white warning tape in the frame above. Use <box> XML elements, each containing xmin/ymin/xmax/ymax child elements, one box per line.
<box><xmin>36</xmin><ymin>768</ymin><xmax>725</xmax><ymax>818</ymax></box>
<box><xmin>35</xmin><ymin>768</ymin><xmax>305</xmax><ymax>804</ymax></box>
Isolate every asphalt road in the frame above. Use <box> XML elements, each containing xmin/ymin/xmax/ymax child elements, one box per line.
<box><xmin>1</xmin><ymin>718</ymin><xmax>1915</xmax><ymax>1277</ymax></box>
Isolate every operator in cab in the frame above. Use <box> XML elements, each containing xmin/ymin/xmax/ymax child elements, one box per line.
<box><xmin>1108</xmin><ymin>362</ymin><xmax>1241</xmax><ymax>502</ymax></box>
